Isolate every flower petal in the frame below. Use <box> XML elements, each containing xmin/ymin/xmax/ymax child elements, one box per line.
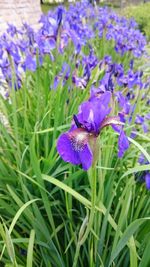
<box><xmin>100</xmin><ymin>116</ymin><xmax>123</xmax><ymax>130</ymax></box>
<box><xmin>77</xmin><ymin>92</ymin><xmax>111</xmax><ymax>134</ymax></box>
<box><xmin>57</xmin><ymin>133</ymin><xmax>80</xmax><ymax>165</ymax></box>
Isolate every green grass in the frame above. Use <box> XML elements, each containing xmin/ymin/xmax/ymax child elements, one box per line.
<box><xmin>41</xmin><ymin>3</ymin><xmax>56</xmax><ymax>13</ymax></box>
<box><xmin>41</xmin><ymin>2</ymin><xmax>69</xmax><ymax>13</ymax></box>
<box><xmin>41</xmin><ymin>2</ymin><xmax>120</xmax><ymax>14</ymax></box>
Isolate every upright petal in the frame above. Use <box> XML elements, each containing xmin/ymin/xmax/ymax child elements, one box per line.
<box><xmin>77</xmin><ymin>92</ymin><xmax>111</xmax><ymax>134</ymax></box>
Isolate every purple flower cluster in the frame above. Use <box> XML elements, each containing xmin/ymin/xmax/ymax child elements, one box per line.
<box><xmin>0</xmin><ymin>2</ymin><xmax>147</xmax><ymax>97</ymax></box>
<box><xmin>72</xmin><ymin>51</ymin><xmax>149</xmax><ymax>127</ymax></box>
<box><xmin>57</xmin><ymin>91</ymin><xmax>129</xmax><ymax>170</ymax></box>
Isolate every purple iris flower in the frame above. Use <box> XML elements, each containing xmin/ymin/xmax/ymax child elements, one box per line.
<box><xmin>72</xmin><ymin>67</ymin><xmax>90</xmax><ymax>90</ymax></box>
<box><xmin>6</xmin><ymin>24</ymin><xmax>18</xmax><ymax>37</ymax></box>
<box><xmin>25</xmin><ymin>54</ymin><xmax>36</xmax><ymax>72</ymax></box>
<box><xmin>57</xmin><ymin>92</ymin><xmax>129</xmax><ymax>170</ymax></box>
<box><xmin>51</xmin><ymin>62</ymin><xmax>71</xmax><ymax>90</ymax></box>
<box><xmin>115</xmin><ymin>92</ymin><xmax>131</xmax><ymax>116</ymax></box>
<box><xmin>118</xmin><ymin>131</ymin><xmax>130</xmax><ymax>158</ymax></box>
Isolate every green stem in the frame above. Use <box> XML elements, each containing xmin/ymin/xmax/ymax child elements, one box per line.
<box><xmin>72</xmin><ymin>243</ymin><xmax>81</xmax><ymax>267</ymax></box>
<box><xmin>72</xmin><ymin>167</ymin><xmax>97</xmax><ymax>267</ymax></box>
<box><xmin>81</xmin><ymin>168</ymin><xmax>96</xmax><ymax>246</ymax></box>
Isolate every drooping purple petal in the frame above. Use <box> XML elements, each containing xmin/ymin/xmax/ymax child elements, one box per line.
<box><xmin>57</xmin><ymin>129</ymin><xmax>93</xmax><ymax>170</ymax></box>
<box><xmin>57</xmin><ymin>133</ymin><xmax>81</xmax><ymax>165</ymax></box>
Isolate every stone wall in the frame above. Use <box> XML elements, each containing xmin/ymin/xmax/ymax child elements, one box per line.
<box><xmin>0</xmin><ymin>0</ymin><xmax>41</xmax><ymax>32</ymax></box>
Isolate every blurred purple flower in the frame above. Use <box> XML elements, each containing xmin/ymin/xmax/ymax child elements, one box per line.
<box><xmin>145</xmin><ymin>173</ymin><xmax>150</xmax><ymax>190</ymax></box>
<box><xmin>118</xmin><ymin>131</ymin><xmax>129</xmax><ymax>157</ymax></box>
<box><xmin>51</xmin><ymin>62</ymin><xmax>71</xmax><ymax>90</ymax></box>
<box><xmin>135</xmin><ymin>115</ymin><xmax>144</xmax><ymax>124</ymax></box>
<box><xmin>25</xmin><ymin>54</ymin><xmax>36</xmax><ymax>71</ymax></box>
<box><xmin>115</xmin><ymin>92</ymin><xmax>130</xmax><ymax>116</ymax></box>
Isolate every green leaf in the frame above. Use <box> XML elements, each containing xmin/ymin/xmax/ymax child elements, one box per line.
<box><xmin>121</xmin><ymin>164</ymin><xmax>150</xmax><ymax>179</ymax></box>
<box><xmin>139</xmin><ymin>238</ymin><xmax>150</xmax><ymax>267</ymax></box>
<box><xmin>128</xmin><ymin>137</ymin><xmax>150</xmax><ymax>163</ymax></box>
<box><xmin>4</xmin><ymin>224</ymin><xmax>16</xmax><ymax>265</ymax></box>
<box><xmin>8</xmin><ymin>197</ymin><xmax>40</xmax><ymax>235</ymax></box>
<box><xmin>42</xmin><ymin>174</ymin><xmax>117</xmax><ymax>231</ymax></box>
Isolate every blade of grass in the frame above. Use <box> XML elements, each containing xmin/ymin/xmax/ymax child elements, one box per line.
<box><xmin>26</xmin><ymin>230</ymin><xmax>35</xmax><ymax>267</ymax></box>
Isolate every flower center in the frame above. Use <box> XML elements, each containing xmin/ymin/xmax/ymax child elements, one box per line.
<box><xmin>69</xmin><ymin>128</ymin><xmax>88</xmax><ymax>152</ymax></box>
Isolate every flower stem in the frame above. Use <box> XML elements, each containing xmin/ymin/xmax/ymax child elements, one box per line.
<box><xmin>72</xmin><ymin>167</ymin><xmax>97</xmax><ymax>267</ymax></box>
<box><xmin>79</xmin><ymin>167</ymin><xmax>96</xmax><ymax>245</ymax></box>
